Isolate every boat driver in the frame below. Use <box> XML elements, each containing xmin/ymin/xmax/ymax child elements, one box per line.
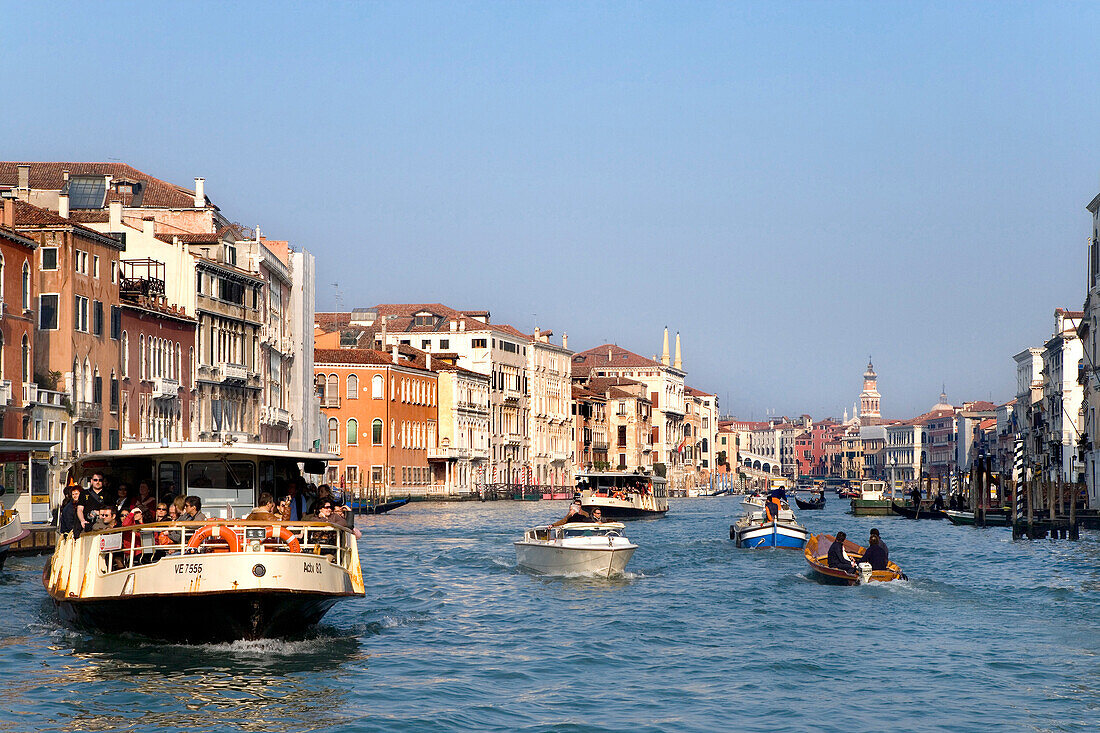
<box><xmin>826</xmin><ymin>531</ymin><xmax>857</xmax><ymax>574</ymax></box>
<box><xmin>863</xmin><ymin>529</ymin><xmax>889</xmax><ymax>571</ymax></box>
<box><xmin>551</xmin><ymin>499</ymin><xmax>590</xmax><ymax>526</ymax></box>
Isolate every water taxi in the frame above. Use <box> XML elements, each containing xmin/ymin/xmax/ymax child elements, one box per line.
<box><xmin>514</xmin><ymin>522</ymin><xmax>636</xmax><ymax>577</ymax></box>
<box><xmin>849</xmin><ymin>480</ymin><xmax>894</xmax><ymax>516</ymax></box>
<box><xmin>42</xmin><ymin>443</ymin><xmax>365</xmax><ymax>642</ymax></box>
<box><xmin>0</xmin><ymin>491</ymin><xmax>29</xmax><ymax>570</ymax></box>
<box><xmin>804</xmin><ymin>534</ymin><xmax>907</xmax><ymax>585</ymax></box>
<box><xmin>577</xmin><ymin>470</ymin><xmax>668</xmax><ymax>519</ymax></box>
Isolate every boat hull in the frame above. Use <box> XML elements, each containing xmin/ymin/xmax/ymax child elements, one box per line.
<box><xmin>944</xmin><ymin>509</ymin><xmax>1011</xmax><ymax>526</ymax></box>
<box><xmin>55</xmin><ymin>591</ymin><xmax>343</xmax><ymax>642</ymax></box>
<box><xmin>891</xmin><ymin>501</ymin><xmax>947</xmax><ymax>520</ymax></box>
<box><xmin>794</xmin><ymin>497</ymin><xmax>825</xmax><ymax>510</ymax></box>
<box><xmin>732</xmin><ymin>519</ymin><xmax>809</xmax><ymax>549</ymax></box>
<box><xmin>849</xmin><ymin>499</ymin><xmax>893</xmax><ymax>516</ymax></box>
<box><xmin>514</xmin><ymin>542</ymin><xmax>636</xmax><ymax>577</ymax></box>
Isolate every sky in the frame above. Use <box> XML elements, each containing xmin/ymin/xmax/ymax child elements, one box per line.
<box><xmin>6</xmin><ymin>1</ymin><xmax>1100</xmax><ymax>420</ymax></box>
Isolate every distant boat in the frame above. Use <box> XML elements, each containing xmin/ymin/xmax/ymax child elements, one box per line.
<box><xmin>891</xmin><ymin>500</ymin><xmax>946</xmax><ymax>520</ymax></box>
<box><xmin>357</xmin><ymin>497</ymin><xmax>410</xmax><ymax>515</ymax></box>
<box><xmin>944</xmin><ymin>509</ymin><xmax>1011</xmax><ymax>527</ymax></box>
<box><xmin>849</xmin><ymin>481</ymin><xmax>894</xmax><ymax>516</ymax></box>
<box><xmin>795</xmin><ymin>494</ymin><xmax>826</xmax><ymax>511</ymax></box>
<box><xmin>804</xmin><ymin>534</ymin><xmax>907</xmax><ymax>585</ymax></box>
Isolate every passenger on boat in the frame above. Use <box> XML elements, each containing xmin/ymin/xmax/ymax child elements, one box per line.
<box><xmin>826</xmin><ymin>532</ymin><xmax>857</xmax><ymax>574</ymax></box>
<box><xmin>246</xmin><ymin>492</ymin><xmax>281</xmax><ymax>521</ymax></box>
<box><xmin>932</xmin><ymin>493</ymin><xmax>945</xmax><ymax>511</ymax></box>
<box><xmin>334</xmin><ymin>505</ymin><xmax>362</xmax><ymax>538</ymax></box>
<box><xmin>863</xmin><ymin>529</ymin><xmax>889</xmax><ymax>571</ymax></box>
<box><xmin>58</xmin><ymin>484</ymin><xmax>83</xmax><ymax>537</ymax></box>
<box><xmin>153</xmin><ymin>503</ymin><xmax>170</xmax><ymax>524</ymax></box>
<box><xmin>589</xmin><ymin>508</ymin><xmax>605</xmax><ymax>524</ymax></box>
<box><xmin>168</xmin><ymin>496</ymin><xmax>185</xmax><ymax>521</ymax></box>
<box><xmin>180</xmin><ymin>496</ymin><xmax>207</xmax><ymax>522</ymax></box>
<box><xmin>135</xmin><ymin>481</ymin><xmax>157</xmax><ymax>515</ymax></box>
<box><xmin>551</xmin><ymin>500</ymin><xmax>590</xmax><ymax>526</ymax></box>
<box><xmin>910</xmin><ymin>485</ymin><xmax>922</xmax><ymax>507</ymax></box>
<box><xmin>79</xmin><ymin>473</ymin><xmax>109</xmax><ymax>531</ymax></box>
<box><xmin>115</xmin><ymin>484</ymin><xmax>134</xmax><ymax>515</ymax></box>
<box><xmin>122</xmin><ymin>506</ymin><xmax>145</xmax><ymax>551</ymax></box>
<box><xmin>277</xmin><ymin>494</ymin><xmax>293</xmax><ymax>521</ymax></box>
<box><xmin>92</xmin><ymin>504</ymin><xmax>120</xmax><ymax>532</ymax></box>
<box><xmin>763</xmin><ymin>495</ymin><xmax>783</xmax><ymax>523</ymax></box>
<box><xmin>285</xmin><ymin>479</ymin><xmax>309</xmax><ymax>521</ymax></box>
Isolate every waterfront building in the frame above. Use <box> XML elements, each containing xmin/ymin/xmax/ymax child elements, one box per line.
<box><xmin>1014</xmin><ymin>347</ymin><xmax>1046</xmax><ymax>482</ymax></box>
<box><xmin>571</xmin><ymin>330</ymin><xmax>686</xmax><ymax>474</ymax></box>
<box><xmin>884</xmin><ymin>420</ymin><xmax>923</xmax><ymax>486</ymax></box>
<box><xmin>0</xmin><ymin>200</ymin><xmax>37</xmax><ymax>439</ymax></box>
<box><xmin>431</xmin><ymin>363</ymin><xmax>490</xmax><ymax>496</ymax></box>
<box><xmin>954</xmin><ymin>401</ymin><xmax>998</xmax><ymax>477</ymax></box>
<box><xmin>118</xmin><ymin>260</ymin><xmax>195</xmax><ymax>442</ymax></box>
<box><xmin>1081</xmin><ymin>191</ymin><xmax>1100</xmax><ymax>507</ymax></box>
<box><xmin>286</xmin><ymin>249</ymin><xmax>322</xmax><ymax>452</ymax></box>
<box><xmin>588</xmin><ymin>377</ymin><xmax>653</xmax><ymax>472</ymax></box>
<box><xmin>314</xmin><ymin>346</ymin><xmax>438</xmax><ymax>495</ymax></box>
<box><xmin>859</xmin><ymin>424</ymin><xmax>887</xmax><ymax>480</ymax></box>
<box><xmin>528</xmin><ymin>328</ymin><xmax>572</xmax><ymax>491</ymax></box>
<box><xmin>1039</xmin><ymin>309</ymin><xmax>1083</xmax><ymax>483</ymax></box>
<box><xmin>572</xmin><ymin>383</ymin><xmax>609</xmax><ymax>470</ymax></box>
<box><xmin>924</xmin><ymin>391</ymin><xmax>958</xmax><ymax>480</ymax></box>
<box><xmin>685</xmin><ymin>387</ymin><xmax>718</xmax><ymax>472</ymax></box>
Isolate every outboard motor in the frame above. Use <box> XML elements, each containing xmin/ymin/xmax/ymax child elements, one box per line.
<box><xmin>856</xmin><ymin>562</ymin><xmax>873</xmax><ymax>585</ymax></box>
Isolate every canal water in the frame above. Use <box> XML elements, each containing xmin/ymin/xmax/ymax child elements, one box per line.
<box><xmin>1</xmin><ymin>498</ymin><xmax>1098</xmax><ymax>732</ymax></box>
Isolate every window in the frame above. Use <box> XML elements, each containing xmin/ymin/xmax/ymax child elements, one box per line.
<box><xmin>41</xmin><ymin>248</ymin><xmax>57</xmax><ymax>270</ymax></box>
<box><xmin>73</xmin><ymin>296</ymin><xmax>89</xmax><ymax>332</ymax></box>
<box><xmin>347</xmin><ymin>418</ymin><xmax>359</xmax><ymax>446</ymax></box>
<box><xmin>139</xmin><ymin>335</ymin><xmax>145</xmax><ymax>379</ymax></box>
<box><xmin>472</xmin><ymin>338</ymin><xmax>487</xmax><ymax>349</ymax></box>
<box><xmin>20</xmin><ymin>336</ymin><xmax>29</xmax><ymax>383</ymax></box>
<box><xmin>92</xmin><ymin>300</ymin><xmax>104</xmax><ymax>336</ymax></box>
<box><xmin>110</xmin><ymin>261</ymin><xmax>117</xmax><ymax>284</ymax></box>
<box><xmin>327</xmin><ymin>418</ymin><xmax>338</xmax><ymax>448</ymax></box>
<box><xmin>92</xmin><ymin>255</ymin><xmax>100</xmax><ymax>279</ymax></box>
<box><xmin>67</xmin><ymin>176</ymin><xmax>107</xmax><ymax>208</ymax></box>
<box><xmin>347</xmin><ymin>374</ymin><xmax>359</xmax><ymax>399</ymax></box>
<box><xmin>21</xmin><ymin>261</ymin><xmax>29</xmax><ymax>311</ymax></box>
<box><xmin>121</xmin><ymin>332</ymin><xmax>129</xmax><ymax>377</ymax></box>
<box><xmin>440</xmin><ymin>339</ymin><xmax>449</xmax><ymax>350</ymax></box>
<box><xmin>110</xmin><ymin>374</ymin><xmax>119</xmax><ymax>411</ymax></box>
<box><xmin>372</xmin><ymin>374</ymin><xmax>383</xmax><ymax>399</ymax></box>
<box><xmin>38</xmin><ymin>295</ymin><xmax>58</xmax><ymax>330</ymax></box>
<box><xmin>92</xmin><ymin>372</ymin><xmax>102</xmax><ymax>404</ymax></box>
<box><xmin>110</xmin><ymin>306</ymin><xmax>121</xmax><ymax>340</ymax></box>
<box><xmin>421</xmin><ymin>340</ymin><xmax>431</xmax><ymax>350</ymax></box>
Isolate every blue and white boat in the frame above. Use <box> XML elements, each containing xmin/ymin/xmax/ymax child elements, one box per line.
<box><xmin>730</xmin><ymin>503</ymin><xmax>809</xmax><ymax>549</ymax></box>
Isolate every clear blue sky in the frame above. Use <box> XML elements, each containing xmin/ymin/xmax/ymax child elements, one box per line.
<box><xmin>8</xmin><ymin>1</ymin><xmax>1100</xmax><ymax>419</ymax></box>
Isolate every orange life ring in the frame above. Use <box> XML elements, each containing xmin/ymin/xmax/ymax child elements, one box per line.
<box><xmin>186</xmin><ymin>524</ymin><xmax>241</xmax><ymax>553</ymax></box>
<box><xmin>263</xmin><ymin>525</ymin><xmax>302</xmax><ymax>553</ymax></box>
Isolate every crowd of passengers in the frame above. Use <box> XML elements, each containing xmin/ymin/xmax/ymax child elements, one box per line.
<box><xmin>57</xmin><ymin>471</ymin><xmax>361</xmax><ymax>542</ymax></box>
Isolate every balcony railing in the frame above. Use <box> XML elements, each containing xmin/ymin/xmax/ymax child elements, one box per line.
<box><xmin>23</xmin><ymin>382</ymin><xmax>38</xmax><ymax>405</ymax></box>
<box><xmin>321</xmin><ymin>395</ymin><xmax>340</xmax><ymax>409</ymax></box>
<box><xmin>0</xmin><ymin>380</ymin><xmax>11</xmax><ymax>406</ymax></box>
<box><xmin>75</xmin><ymin>401</ymin><xmax>101</xmax><ymax>422</ymax></box>
<box><xmin>326</xmin><ymin>442</ymin><xmax>341</xmax><ymax>455</ymax></box>
<box><xmin>221</xmin><ymin>363</ymin><xmax>248</xmax><ymax>382</ymax></box>
<box><xmin>428</xmin><ymin>446</ymin><xmax>471</xmax><ymax>460</ymax></box>
<box><xmin>261</xmin><ymin>405</ymin><xmax>292</xmax><ymax>426</ymax></box>
<box><xmin>153</xmin><ymin>377</ymin><xmax>179</xmax><ymax>399</ymax></box>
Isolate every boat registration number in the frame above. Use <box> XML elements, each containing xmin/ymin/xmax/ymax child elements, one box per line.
<box><xmin>175</xmin><ymin>562</ymin><xmax>203</xmax><ymax>575</ymax></box>
<box><xmin>303</xmin><ymin>561</ymin><xmax>323</xmax><ymax>574</ymax></box>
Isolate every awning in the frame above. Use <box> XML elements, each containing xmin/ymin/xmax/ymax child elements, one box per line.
<box><xmin>0</xmin><ymin>439</ymin><xmax>59</xmax><ymax>461</ymax></box>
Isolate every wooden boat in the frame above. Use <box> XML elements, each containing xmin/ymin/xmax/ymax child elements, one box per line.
<box><xmin>795</xmin><ymin>494</ymin><xmax>826</xmax><ymax>510</ymax></box>
<box><xmin>944</xmin><ymin>509</ymin><xmax>1011</xmax><ymax>527</ymax></box>
<box><xmin>359</xmin><ymin>497</ymin><xmax>410</xmax><ymax>515</ymax></box>
<box><xmin>577</xmin><ymin>470</ymin><xmax>668</xmax><ymax>519</ymax></box>
<box><xmin>804</xmin><ymin>533</ymin><xmax>907</xmax><ymax>585</ymax></box>
<box><xmin>891</xmin><ymin>500</ymin><xmax>946</xmax><ymax>520</ymax></box>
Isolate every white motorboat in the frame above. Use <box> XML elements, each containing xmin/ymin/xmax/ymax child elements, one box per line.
<box><xmin>0</xmin><ymin>502</ymin><xmax>29</xmax><ymax>570</ymax></box>
<box><xmin>514</xmin><ymin>522</ymin><xmax>637</xmax><ymax>577</ymax></box>
<box><xmin>43</xmin><ymin>443</ymin><xmax>365</xmax><ymax>641</ymax></box>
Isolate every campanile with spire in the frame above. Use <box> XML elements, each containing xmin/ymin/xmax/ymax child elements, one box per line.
<box><xmin>859</xmin><ymin>358</ymin><xmax>881</xmax><ymax>424</ymax></box>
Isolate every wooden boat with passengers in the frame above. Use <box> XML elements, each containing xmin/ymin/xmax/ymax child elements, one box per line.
<box><xmin>804</xmin><ymin>533</ymin><xmax>907</xmax><ymax>585</ymax></box>
<box><xmin>42</xmin><ymin>443</ymin><xmax>365</xmax><ymax>642</ymax></box>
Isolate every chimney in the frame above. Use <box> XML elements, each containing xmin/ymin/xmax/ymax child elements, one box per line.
<box><xmin>450</xmin><ymin>320</ymin><xmax>456</xmax><ymax>332</ymax></box>
<box><xmin>534</xmin><ymin>327</ymin><xmax>540</xmax><ymax>341</ymax></box>
<box><xmin>392</xmin><ymin>344</ymin><xmax>399</xmax><ymax>364</ymax></box>
<box><xmin>1</xmin><ymin>199</ymin><xmax>13</xmax><ymax>229</ymax></box>
<box><xmin>674</xmin><ymin>332</ymin><xmax>682</xmax><ymax>370</ymax></box>
<box><xmin>143</xmin><ymin>217</ymin><xmax>155</xmax><ymax>238</ymax></box>
<box><xmin>661</xmin><ymin>327</ymin><xmax>670</xmax><ymax>366</ymax></box>
<box><xmin>459</xmin><ymin>319</ymin><xmax>465</xmax><ymax>332</ymax></box>
<box><xmin>608</xmin><ymin>348</ymin><xmax>612</xmax><ymax>362</ymax></box>
<box><xmin>562</xmin><ymin>332</ymin><xmax>568</xmax><ymax>350</ymax></box>
<box><xmin>108</xmin><ymin>201</ymin><xmax>122</xmax><ymax>231</ymax></box>
<box><xmin>104</xmin><ymin>174</ymin><xmax>112</xmax><ymax>190</ymax></box>
<box><xmin>58</xmin><ymin>192</ymin><xmax>69</xmax><ymax>219</ymax></box>
<box><xmin>425</xmin><ymin>352</ymin><xmax>431</xmax><ymax>370</ymax></box>
<box><xmin>16</xmin><ymin>165</ymin><xmax>29</xmax><ymax>190</ymax></box>
<box><xmin>193</xmin><ymin>177</ymin><xmax>205</xmax><ymax>208</ymax></box>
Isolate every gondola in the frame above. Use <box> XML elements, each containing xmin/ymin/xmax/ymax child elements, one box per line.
<box><xmin>362</xmin><ymin>497</ymin><xmax>410</xmax><ymax>515</ymax></box>
<box><xmin>890</xmin><ymin>500</ymin><xmax>946</xmax><ymax>520</ymax></box>
<box><xmin>804</xmin><ymin>534</ymin><xmax>907</xmax><ymax>586</ymax></box>
<box><xmin>794</xmin><ymin>494</ymin><xmax>826</xmax><ymax>510</ymax></box>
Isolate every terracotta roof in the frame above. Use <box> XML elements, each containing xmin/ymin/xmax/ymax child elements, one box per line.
<box><xmin>12</xmin><ymin>201</ymin><xmax>121</xmax><ymax>246</ymax></box>
<box><xmin>572</xmin><ymin>384</ymin><xmax>607</xmax><ymax>401</ymax></box>
<box><xmin>963</xmin><ymin>401</ymin><xmax>997</xmax><ymax>413</ymax></box>
<box><xmin>314</xmin><ymin>348</ymin><xmax>436</xmax><ymax>374</ymax></box>
<box><xmin>0</xmin><ymin>161</ymin><xmax>209</xmax><ymax>209</ymax></box>
<box><xmin>573</xmin><ymin>344</ymin><xmax>662</xmax><ymax>375</ymax></box>
<box><xmin>979</xmin><ymin>418</ymin><xmax>997</xmax><ymax>430</ymax></box>
<box><xmin>684</xmin><ymin>386</ymin><xmax>715</xmax><ymax>398</ymax></box>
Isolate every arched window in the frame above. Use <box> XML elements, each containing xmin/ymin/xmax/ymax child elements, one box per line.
<box><xmin>0</xmin><ymin>253</ymin><xmax>5</xmax><ymax>302</ymax></box>
<box><xmin>71</xmin><ymin>359</ymin><xmax>79</xmax><ymax>401</ymax></box>
<box><xmin>347</xmin><ymin>374</ymin><xmax>359</xmax><ymax>399</ymax></box>
<box><xmin>347</xmin><ymin>418</ymin><xmax>358</xmax><ymax>445</ymax></box>
<box><xmin>327</xmin><ymin>417</ymin><xmax>339</xmax><ymax>448</ymax></box>
<box><xmin>314</xmin><ymin>373</ymin><xmax>326</xmax><ymax>400</ymax></box>
<box><xmin>372</xmin><ymin>418</ymin><xmax>383</xmax><ymax>445</ymax></box>
<box><xmin>20</xmin><ymin>260</ymin><xmax>29</xmax><ymax>311</ymax></box>
<box><xmin>139</xmin><ymin>335</ymin><xmax>145</xmax><ymax>380</ymax></box>
<box><xmin>21</xmin><ymin>335</ymin><xmax>29</xmax><ymax>383</ymax></box>
<box><xmin>326</xmin><ymin>374</ymin><xmax>338</xmax><ymax>404</ymax></box>
<box><xmin>121</xmin><ymin>331</ymin><xmax>129</xmax><ymax>377</ymax></box>
<box><xmin>0</xmin><ymin>332</ymin><xmax>5</xmax><ymax>381</ymax></box>
<box><xmin>372</xmin><ymin>374</ymin><xmax>383</xmax><ymax>399</ymax></box>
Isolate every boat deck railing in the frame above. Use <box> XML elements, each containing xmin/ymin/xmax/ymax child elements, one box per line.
<box><xmin>83</xmin><ymin>521</ymin><xmax>358</xmax><ymax>576</ymax></box>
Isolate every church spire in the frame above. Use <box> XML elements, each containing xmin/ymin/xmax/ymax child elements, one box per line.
<box><xmin>674</xmin><ymin>331</ymin><xmax>682</xmax><ymax>370</ymax></box>
<box><xmin>661</xmin><ymin>327</ymin><xmax>670</xmax><ymax>366</ymax></box>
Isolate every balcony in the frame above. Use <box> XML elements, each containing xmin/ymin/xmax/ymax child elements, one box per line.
<box><xmin>428</xmin><ymin>446</ymin><xmax>471</xmax><ymax>460</ymax></box>
<box><xmin>0</xmin><ymin>380</ymin><xmax>10</xmax><ymax>407</ymax></box>
<box><xmin>221</xmin><ymin>363</ymin><xmax>248</xmax><ymax>382</ymax></box>
<box><xmin>326</xmin><ymin>442</ymin><xmax>341</xmax><ymax>455</ymax></box>
<box><xmin>260</xmin><ymin>325</ymin><xmax>277</xmax><ymax>345</ymax></box>
<box><xmin>592</xmin><ymin>441</ymin><xmax>610</xmax><ymax>451</ymax></box>
<box><xmin>280</xmin><ymin>336</ymin><xmax>293</xmax><ymax>354</ymax></box>
<box><xmin>321</xmin><ymin>395</ymin><xmax>340</xmax><ymax>409</ymax></box>
<box><xmin>23</xmin><ymin>382</ymin><xmax>38</xmax><ymax>405</ymax></box>
<box><xmin>260</xmin><ymin>405</ymin><xmax>292</xmax><ymax>426</ymax></box>
<box><xmin>505</xmin><ymin>431</ymin><xmax>523</xmax><ymax>445</ymax></box>
<box><xmin>153</xmin><ymin>377</ymin><xmax>179</xmax><ymax>399</ymax></box>
<box><xmin>74</xmin><ymin>401</ymin><xmax>102</xmax><ymax>422</ymax></box>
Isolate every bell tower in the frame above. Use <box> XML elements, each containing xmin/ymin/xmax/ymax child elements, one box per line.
<box><xmin>859</xmin><ymin>357</ymin><xmax>881</xmax><ymax>424</ymax></box>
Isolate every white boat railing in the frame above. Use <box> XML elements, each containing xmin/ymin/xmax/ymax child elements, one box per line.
<box><xmin>83</xmin><ymin>521</ymin><xmax>358</xmax><ymax>576</ymax></box>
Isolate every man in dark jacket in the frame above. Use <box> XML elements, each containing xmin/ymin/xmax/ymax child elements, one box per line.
<box><xmin>863</xmin><ymin>528</ymin><xmax>889</xmax><ymax>571</ymax></box>
<box><xmin>827</xmin><ymin>531</ymin><xmax>856</xmax><ymax>573</ymax></box>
